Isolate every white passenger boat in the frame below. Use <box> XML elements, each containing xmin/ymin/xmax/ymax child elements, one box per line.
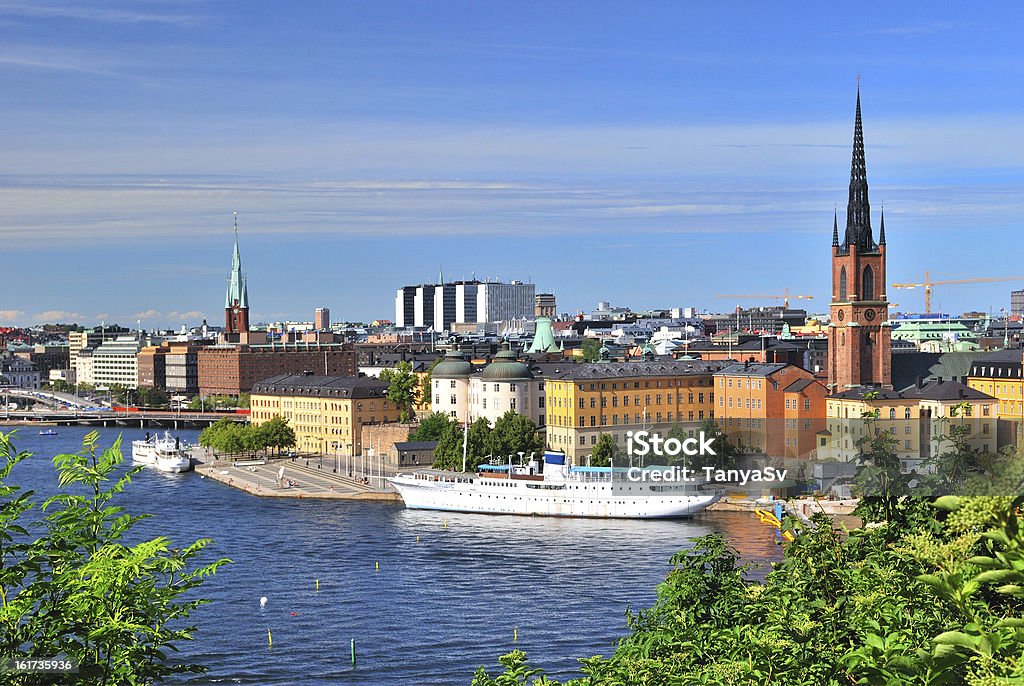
<box><xmin>150</xmin><ymin>432</ymin><xmax>192</xmax><ymax>473</ymax></box>
<box><xmin>131</xmin><ymin>432</ymin><xmax>192</xmax><ymax>472</ymax></box>
<box><xmin>131</xmin><ymin>433</ymin><xmax>157</xmax><ymax>465</ymax></box>
<box><xmin>390</xmin><ymin>451</ymin><xmax>721</xmax><ymax>519</ymax></box>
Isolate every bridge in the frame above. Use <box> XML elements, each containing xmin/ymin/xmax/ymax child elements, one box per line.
<box><xmin>0</xmin><ymin>409</ymin><xmax>248</xmax><ymax>430</ymax></box>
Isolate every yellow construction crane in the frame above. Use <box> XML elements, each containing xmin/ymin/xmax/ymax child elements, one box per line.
<box><xmin>716</xmin><ymin>288</ymin><xmax>814</xmax><ymax>309</ymax></box>
<box><xmin>892</xmin><ymin>271</ymin><xmax>1024</xmax><ymax>313</ymax></box>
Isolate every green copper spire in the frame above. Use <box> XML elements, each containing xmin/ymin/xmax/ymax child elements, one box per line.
<box><xmin>225</xmin><ymin>211</ymin><xmax>249</xmax><ymax>309</ymax></box>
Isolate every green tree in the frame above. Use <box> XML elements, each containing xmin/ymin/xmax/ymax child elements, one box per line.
<box><xmin>258</xmin><ymin>415</ymin><xmax>296</xmax><ymax>455</ymax></box>
<box><xmin>589</xmin><ymin>433</ymin><xmax>619</xmax><ymax>467</ymax></box>
<box><xmin>579</xmin><ymin>338</ymin><xmax>601</xmax><ymax>362</ymax></box>
<box><xmin>410</xmin><ymin>411</ymin><xmax>456</xmax><ymax>441</ymax></box>
<box><xmin>485</xmin><ymin>410</ymin><xmax>540</xmax><ymax>463</ymax></box>
<box><xmin>432</xmin><ymin>420</ymin><xmax>464</xmax><ymax>471</ymax></box>
<box><xmin>380</xmin><ymin>360</ymin><xmax>420</xmax><ymax>422</ymax></box>
<box><xmin>198</xmin><ymin>418</ymin><xmax>247</xmax><ymax>454</ymax></box>
<box><xmin>853</xmin><ymin>401</ymin><xmax>915</xmax><ymax>525</ymax></box>
<box><xmin>0</xmin><ymin>430</ymin><xmax>229</xmax><ymax>685</ymax></box>
<box><xmin>107</xmin><ymin>383</ymin><xmax>129</xmax><ymax>405</ymax></box>
<box><xmin>464</xmin><ymin>417</ymin><xmax>491</xmax><ymax>470</ymax></box>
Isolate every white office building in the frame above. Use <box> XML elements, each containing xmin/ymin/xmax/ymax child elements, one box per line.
<box><xmin>396</xmin><ymin>280</ymin><xmax>535</xmax><ymax>331</ymax></box>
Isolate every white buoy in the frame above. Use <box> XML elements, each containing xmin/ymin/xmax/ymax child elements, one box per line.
<box><xmin>260</xmin><ymin>596</ymin><xmax>268</xmax><ymax>609</ymax></box>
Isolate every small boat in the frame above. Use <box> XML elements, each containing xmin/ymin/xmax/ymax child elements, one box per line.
<box><xmin>150</xmin><ymin>432</ymin><xmax>192</xmax><ymax>473</ymax></box>
<box><xmin>38</xmin><ymin>429</ymin><xmax>58</xmax><ymax>436</ymax></box>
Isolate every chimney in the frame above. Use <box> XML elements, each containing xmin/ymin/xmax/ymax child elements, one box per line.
<box><xmin>916</xmin><ymin>376</ymin><xmax>924</xmax><ymax>389</ymax></box>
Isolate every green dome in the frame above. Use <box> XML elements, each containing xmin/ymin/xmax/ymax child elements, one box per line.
<box><xmin>481</xmin><ymin>347</ymin><xmax>534</xmax><ymax>380</ymax></box>
<box><xmin>432</xmin><ymin>350</ymin><xmax>473</xmax><ymax>379</ymax></box>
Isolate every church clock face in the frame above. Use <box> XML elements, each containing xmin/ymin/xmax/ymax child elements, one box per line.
<box><xmin>864</xmin><ymin>309</ymin><xmax>876</xmax><ymax>321</ymax></box>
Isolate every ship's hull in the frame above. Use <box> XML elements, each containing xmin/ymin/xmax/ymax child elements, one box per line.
<box><xmin>391</xmin><ymin>476</ymin><xmax>721</xmax><ymax>519</ymax></box>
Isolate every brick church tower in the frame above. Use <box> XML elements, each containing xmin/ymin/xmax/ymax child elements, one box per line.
<box><xmin>224</xmin><ymin>212</ymin><xmax>250</xmax><ymax>335</ymax></box>
<box><xmin>828</xmin><ymin>87</ymin><xmax>892</xmax><ymax>392</ymax></box>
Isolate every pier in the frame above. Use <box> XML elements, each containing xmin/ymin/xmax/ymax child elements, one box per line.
<box><xmin>193</xmin><ymin>450</ymin><xmax>400</xmax><ymax>501</ymax></box>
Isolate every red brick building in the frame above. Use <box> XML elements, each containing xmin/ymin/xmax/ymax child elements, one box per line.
<box><xmin>197</xmin><ymin>343</ymin><xmax>357</xmax><ymax>396</ymax></box>
<box><xmin>828</xmin><ymin>87</ymin><xmax>892</xmax><ymax>392</ymax></box>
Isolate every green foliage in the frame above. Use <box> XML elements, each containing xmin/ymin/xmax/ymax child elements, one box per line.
<box><xmin>187</xmin><ymin>394</ymin><xmax>247</xmax><ymax>411</ymax></box>
<box><xmin>473</xmin><ymin>442</ymin><xmax>1024</xmax><ymax>684</ymax></box>
<box><xmin>198</xmin><ymin>416</ymin><xmax>293</xmax><ymax>456</ymax></box>
<box><xmin>486</xmin><ymin>410</ymin><xmax>540</xmax><ymax>462</ymax></box>
<box><xmin>410</xmin><ymin>411</ymin><xmax>455</xmax><ymax>441</ymax></box>
<box><xmin>0</xmin><ymin>430</ymin><xmax>229</xmax><ymax>685</ymax></box>
<box><xmin>431</xmin><ymin>413</ymin><xmax>539</xmax><ymax>472</ymax></box>
<box><xmin>380</xmin><ymin>360</ymin><xmax>420</xmax><ymax>422</ymax></box>
<box><xmin>589</xmin><ymin>433</ymin><xmax>619</xmax><ymax>467</ymax></box>
<box><xmin>579</xmin><ymin>339</ymin><xmax>601</xmax><ymax>363</ymax></box>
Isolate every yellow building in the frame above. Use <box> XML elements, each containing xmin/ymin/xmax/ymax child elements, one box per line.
<box><xmin>544</xmin><ymin>360</ymin><xmax>725</xmax><ymax>462</ymax></box>
<box><xmin>967</xmin><ymin>349</ymin><xmax>1023</xmax><ymax>421</ymax></box>
<box><xmin>250</xmin><ymin>373</ymin><xmax>400</xmax><ymax>456</ymax></box>
<box><xmin>825</xmin><ymin>380</ymin><xmax>997</xmax><ymax>472</ymax></box>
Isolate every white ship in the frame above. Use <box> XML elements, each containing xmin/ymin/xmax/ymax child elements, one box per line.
<box><xmin>390</xmin><ymin>451</ymin><xmax>721</xmax><ymax>519</ymax></box>
<box><xmin>131</xmin><ymin>432</ymin><xmax>192</xmax><ymax>473</ymax></box>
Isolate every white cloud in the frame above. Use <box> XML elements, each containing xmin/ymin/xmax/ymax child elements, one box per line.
<box><xmin>0</xmin><ymin>309</ymin><xmax>24</xmax><ymax>321</ymax></box>
<box><xmin>33</xmin><ymin>310</ymin><xmax>83</xmax><ymax>323</ymax></box>
<box><xmin>0</xmin><ymin>2</ymin><xmax>199</xmax><ymax>26</ymax></box>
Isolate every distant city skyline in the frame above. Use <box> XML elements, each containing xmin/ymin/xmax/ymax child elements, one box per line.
<box><xmin>2</xmin><ymin>1</ymin><xmax>1023</xmax><ymax>327</ymax></box>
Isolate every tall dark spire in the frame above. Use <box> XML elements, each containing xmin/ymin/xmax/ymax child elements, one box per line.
<box><xmin>832</xmin><ymin>208</ymin><xmax>840</xmax><ymax>247</ymax></box>
<box><xmin>879</xmin><ymin>204</ymin><xmax>886</xmax><ymax>245</ymax></box>
<box><xmin>843</xmin><ymin>84</ymin><xmax>875</xmax><ymax>253</ymax></box>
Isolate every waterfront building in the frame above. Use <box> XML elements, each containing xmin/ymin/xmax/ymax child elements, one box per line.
<box><xmin>0</xmin><ymin>355</ymin><xmax>41</xmax><ymax>389</ymax></box>
<box><xmin>90</xmin><ymin>336</ymin><xmax>145</xmax><ymax>389</ymax></box>
<box><xmin>75</xmin><ymin>347</ymin><xmax>95</xmax><ymax>386</ymax></box>
<box><xmin>714</xmin><ymin>362</ymin><xmax>825</xmax><ymax>458</ymax></box>
<box><xmin>543</xmin><ymin>359</ymin><xmax>725</xmax><ymax>462</ymax></box>
<box><xmin>12</xmin><ymin>344</ymin><xmax>69</xmax><ymax>381</ymax></box>
<box><xmin>828</xmin><ymin>87</ymin><xmax>892</xmax><ymax>392</ymax></box>
<box><xmin>250</xmin><ymin>374</ymin><xmax>400</xmax><ymax>456</ymax></box>
<box><xmin>137</xmin><ymin>345</ymin><xmax>166</xmax><ymax>389</ymax></box>
<box><xmin>164</xmin><ymin>341</ymin><xmax>212</xmax><ymax>396</ymax></box>
<box><xmin>390</xmin><ymin>441</ymin><xmax>437</xmax><ymax>468</ymax></box>
<box><xmin>68</xmin><ymin>326</ymin><xmax>131</xmax><ymax>370</ymax></box>
<box><xmin>197</xmin><ymin>342</ymin><xmax>357</xmax><ymax>397</ymax></box>
<box><xmin>824</xmin><ymin>380</ymin><xmax>997</xmax><ymax>472</ymax></box>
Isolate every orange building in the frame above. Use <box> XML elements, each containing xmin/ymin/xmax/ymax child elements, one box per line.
<box><xmin>714</xmin><ymin>362</ymin><xmax>825</xmax><ymax>458</ymax></box>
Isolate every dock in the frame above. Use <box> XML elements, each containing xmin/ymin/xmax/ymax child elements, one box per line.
<box><xmin>192</xmin><ymin>450</ymin><xmax>401</xmax><ymax>501</ymax></box>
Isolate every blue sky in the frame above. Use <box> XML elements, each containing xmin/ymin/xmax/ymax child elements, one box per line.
<box><xmin>1</xmin><ymin>1</ymin><xmax>1022</xmax><ymax>327</ymax></box>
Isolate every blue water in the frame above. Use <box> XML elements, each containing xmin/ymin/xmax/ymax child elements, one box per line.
<box><xmin>2</xmin><ymin>426</ymin><xmax>782</xmax><ymax>684</ymax></box>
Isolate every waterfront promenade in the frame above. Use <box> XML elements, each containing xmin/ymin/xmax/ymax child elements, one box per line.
<box><xmin>193</xmin><ymin>450</ymin><xmax>400</xmax><ymax>501</ymax></box>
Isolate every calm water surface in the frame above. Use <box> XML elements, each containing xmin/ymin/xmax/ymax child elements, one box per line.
<box><xmin>4</xmin><ymin>426</ymin><xmax>782</xmax><ymax>684</ymax></box>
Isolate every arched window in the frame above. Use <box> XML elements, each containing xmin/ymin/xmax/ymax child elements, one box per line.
<box><xmin>839</xmin><ymin>266</ymin><xmax>848</xmax><ymax>301</ymax></box>
<box><xmin>862</xmin><ymin>266</ymin><xmax>875</xmax><ymax>301</ymax></box>
<box><xmin>889</xmin><ymin>408</ymin><xmax>896</xmax><ymax>420</ymax></box>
